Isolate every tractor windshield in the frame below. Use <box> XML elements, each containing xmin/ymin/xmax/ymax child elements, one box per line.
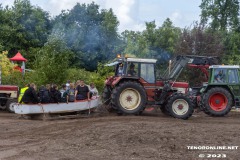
<box><xmin>140</xmin><ymin>63</ymin><xmax>155</xmax><ymax>83</ymax></box>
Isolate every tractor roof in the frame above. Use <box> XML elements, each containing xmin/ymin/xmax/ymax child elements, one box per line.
<box><xmin>210</xmin><ymin>65</ymin><xmax>240</xmax><ymax>69</ymax></box>
<box><xmin>105</xmin><ymin>57</ymin><xmax>157</xmax><ymax>66</ymax></box>
<box><xmin>126</xmin><ymin>58</ymin><xmax>157</xmax><ymax>63</ymax></box>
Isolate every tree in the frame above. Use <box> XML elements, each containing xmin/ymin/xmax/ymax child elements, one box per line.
<box><xmin>0</xmin><ymin>51</ymin><xmax>15</xmax><ymax>76</ymax></box>
<box><xmin>52</xmin><ymin>2</ymin><xmax>119</xmax><ymax>71</ymax></box>
<box><xmin>0</xmin><ymin>0</ymin><xmax>51</xmax><ymax>57</ymax></box>
<box><xmin>121</xmin><ymin>30</ymin><xmax>148</xmax><ymax>57</ymax></box>
<box><xmin>28</xmin><ymin>37</ymin><xmax>72</xmax><ymax>85</ymax></box>
<box><xmin>175</xmin><ymin>23</ymin><xmax>224</xmax><ymax>56</ymax></box>
<box><xmin>121</xmin><ymin>19</ymin><xmax>180</xmax><ymax>61</ymax></box>
<box><xmin>155</xmin><ymin>18</ymin><xmax>181</xmax><ymax>54</ymax></box>
<box><xmin>200</xmin><ymin>0</ymin><xmax>240</xmax><ymax>31</ymax></box>
<box><xmin>223</xmin><ymin>31</ymin><xmax>240</xmax><ymax>64</ymax></box>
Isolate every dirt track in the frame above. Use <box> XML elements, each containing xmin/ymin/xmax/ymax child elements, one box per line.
<box><xmin>0</xmin><ymin>109</ymin><xmax>240</xmax><ymax>160</ymax></box>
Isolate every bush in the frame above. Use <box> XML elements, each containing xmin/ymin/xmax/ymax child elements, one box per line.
<box><xmin>2</xmin><ymin>70</ymin><xmax>25</xmax><ymax>87</ymax></box>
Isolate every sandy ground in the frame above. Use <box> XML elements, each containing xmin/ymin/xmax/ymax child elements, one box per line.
<box><xmin>0</xmin><ymin>108</ymin><xmax>240</xmax><ymax>160</ymax></box>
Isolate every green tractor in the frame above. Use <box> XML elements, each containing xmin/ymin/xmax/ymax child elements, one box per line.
<box><xmin>200</xmin><ymin>65</ymin><xmax>240</xmax><ymax>116</ymax></box>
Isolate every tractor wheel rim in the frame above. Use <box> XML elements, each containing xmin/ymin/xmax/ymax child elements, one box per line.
<box><xmin>172</xmin><ymin>99</ymin><xmax>189</xmax><ymax>116</ymax></box>
<box><xmin>209</xmin><ymin>93</ymin><xmax>227</xmax><ymax>111</ymax></box>
<box><xmin>120</xmin><ymin>88</ymin><xmax>141</xmax><ymax>110</ymax></box>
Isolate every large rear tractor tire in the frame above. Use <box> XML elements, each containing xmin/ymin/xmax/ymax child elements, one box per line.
<box><xmin>166</xmin><ymin>94</ymin><xmax>194</xmax><ymax>120</ymax></box>
<box><xmin>6</xmin><ymin>99</ymin><xmax>18</xmax><ymax>113</ymax></box>
<box><xmin>202</xmin><ymin>87</ymin><xmax>232</xmax><ymax>116</ymax></box>
<box><xmin>111</xmin><ymin>81</ymin><xmax>146</xmax><ymax>114</ymax></box>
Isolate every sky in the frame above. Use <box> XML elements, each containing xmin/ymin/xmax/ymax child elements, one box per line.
<box><xmin>1</xmin><ymin>0</ymin><xmax>202</xmax><ymax>32</ymax></box>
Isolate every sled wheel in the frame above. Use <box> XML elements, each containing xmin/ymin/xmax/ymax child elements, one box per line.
<box><xmin>6</xmin><ymin>99</ymin><xmax>17</xmax><ymax>113</ymax></box>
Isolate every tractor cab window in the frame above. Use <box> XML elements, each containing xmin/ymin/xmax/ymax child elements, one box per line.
<box><xmin>228</xmin><ymin>69</ymin><xmax>239</xmax><ymax>84</ymax></box>
<box><xmin>127</xmin><ymin>62</ymin><xmax>138</xmax><ymax>76</ymax></box>
<box><xmin>214</xmin><ymin>69</ymin><xmax>226</xmax><ymax>83</ymax></box>
<box><xmin>141</xmin><ymin>63</ymin><xmax>155</xmax><ymax>83</ymax></box>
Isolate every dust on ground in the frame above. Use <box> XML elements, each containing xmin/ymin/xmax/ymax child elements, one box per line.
<box><xmin>0</xmin><ymin>109</ymin><xmax>240</xmax><ymax>160</ymax></box>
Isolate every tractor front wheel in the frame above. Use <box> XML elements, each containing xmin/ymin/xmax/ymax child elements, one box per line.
<box><xmin>166</xmin><ymin>94</ymin><xmax>194</xmax><ymax>120</ymax></box>
<box><xmin>111</xmin><ymin>81</ymin><xmax>146</xmax><ymax>114</ymax></box>
<box><xmin>202</xmin><ymin>87</ymin><xmax>232</xmax><ymax>116</ymax></box>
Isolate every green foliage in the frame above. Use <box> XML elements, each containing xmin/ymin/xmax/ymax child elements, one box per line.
<box><xmin>1</xmin><ymin>0</ymin><xmax>240</xmax><ymax>91</ymax></box>
<box><xmin>0</xmin><ymin>0</ymin><xmax>51</xmax><ymax>56</ymax></box>
<box><xmin>28</xmin><ymin>37</ymin><xmax>72</xmax><ymax>85</ymax></box>
<box><xmin>121</xmin><ymin>19</ymin><xmax>180</xmax><ymax>61</ymax></box>
<box><xmin>2</xmin><ymin>70</ymin><xmax>24</xmax><ymax>87</ymax></box>
<box><xmin>52</xmin><ymin>2</ymin><xmax>119</xmax><ymax>71</ymax></box>
<box><xmin>66</xmin><ymin>63</ymin><xmax>114</xmax><ymax>93</ymax></box>
<box><xmin>96</xmin><ymin>62</ymin><xmax>114</xmax><ymax>77</ymax></box>
<box><xmin>0</xmin><ymin>51</ymin><xmax>15</xmax><ymax>76</ymax></box>
<box><xmin>200</xmin><ymin>0</ymin><xmax>240</xmax><ymax>31</ymax></box>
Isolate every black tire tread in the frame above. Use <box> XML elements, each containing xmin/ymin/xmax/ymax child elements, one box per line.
<box><xmin>6</xmin><ymin>99</ymin><xmax>17</xmax><ymax>113</ymax></box>
<box><xmin>202</xmin><ymin>87</ymin><xmax>232</xmax><ymax>117</ymax></box>
<box><xmin>165</xmin><ymin>93</ymin><xmax>194</xmax><ymax>120</ymax></box>
<box><xmin>111</xmin><ymin>81</ymin><xmax>146</xmax><ymax>114</ymax></box>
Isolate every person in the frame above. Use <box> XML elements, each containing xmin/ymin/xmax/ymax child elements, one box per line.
<box><xmin>67</xmin><ymin>83</ymin><xmax>75</xmax><ymax>102</ymax></box>
<box><xmin>75</xmin><ymin>80</ymin><xmax>90</xmax><ymax>100</ymax></box>
<box><xmin>118</xmin><ymin>63</ymin><xmax>124</xmax><ymax>76</ymax></box>
<box><xmin>127</xmin><ymin>63</ymin><xmax>136</xmax><ymax>76</ymax></box>
<box><xmin>66</xmin><ymin>80</ymin><xmax>70</xmax><ymax>90</ymax></box>
<box><xmin>59</xmin><ymin>84</ymin><xmax>66</xmax><ymax>97</ymax></box>
<box><xmin>89</xmin><ymin>83</ymin><xmax>98</xmax><ymax>97</ymax></box>
<box><xmin>214</xmin><ymin>70</ymin><xmax>225</xmax><ymax>83</ymax></box>
<box><xmin>19</xmin><ymin>83</ymin><xmax>39</xmax><ymax>104</ymax></box>
<box><xmin>18</xmin><ymin>84</ymin><xmax>29</xmax><ymax>103</ymax></box>
<box><xmin>49</xmin><ymin>84</ymin><xmax>61</xmax><ymax>103</ymax></box>
<box><xmin>59</xmin><ymin>84</ymin><xmax>68</xmax><ymax>103</ymax></box>
<box><xmin>38</xmin><ymin>85</ymin><xmax>50</xmax><ymax>103</ymax></box>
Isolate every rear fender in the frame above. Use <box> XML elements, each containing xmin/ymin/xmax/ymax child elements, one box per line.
<box><xmin>112</xmin><ymin>77</ymin><xmax>140</xmax><ymax>87</ymax></box>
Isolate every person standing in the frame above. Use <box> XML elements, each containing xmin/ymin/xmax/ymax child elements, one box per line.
<box><xmin>75</xmin><ymin>80</ymin><xmax>90</xmax><ymax>100</ymax></box>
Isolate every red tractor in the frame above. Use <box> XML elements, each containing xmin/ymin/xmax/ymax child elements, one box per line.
<box><xmin>102</xmin><ymin>55</ymin><xmax>218</xmax><ymax>120</ymax></box>
<box><xmin>0</xmin><ymin>85</ymin><xmax>19</xmax><ymax>112</ymax></box>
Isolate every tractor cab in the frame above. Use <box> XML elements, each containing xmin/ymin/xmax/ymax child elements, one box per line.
<box><xmin>105</xmin><ymin>57</ymin><xmax>157</xmax><ymax>85</ymax></box>
<box><xmin>209</xmin><ymin>65</ymin><xmax>240</xmax><ymax>84</ymax></box>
